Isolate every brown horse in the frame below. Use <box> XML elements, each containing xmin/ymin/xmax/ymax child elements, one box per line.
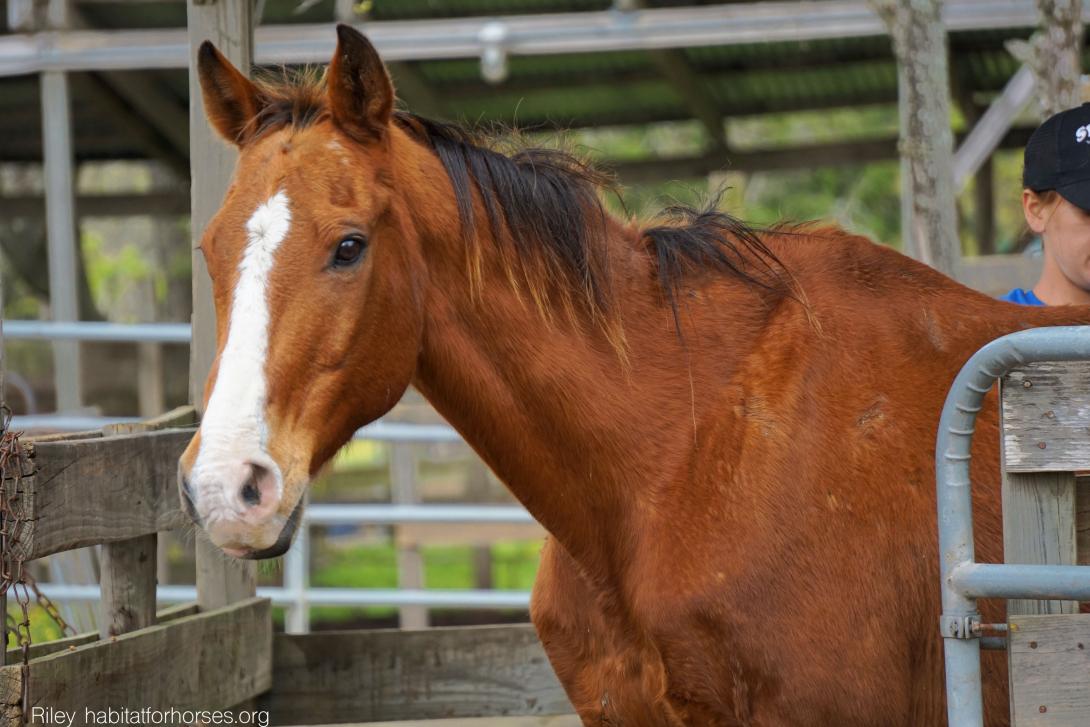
<box><xmin>178</xmin><ymin>25</ymin><xmax>1090</xmax><ymax>725</ymax></box>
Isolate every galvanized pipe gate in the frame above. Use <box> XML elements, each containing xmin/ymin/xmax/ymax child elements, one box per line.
<box><xmin>937</xmin><ymin>326</ymin><xmax>1090</xmax><ymax>725</ymax></box>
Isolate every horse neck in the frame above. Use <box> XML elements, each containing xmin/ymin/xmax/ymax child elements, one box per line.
<box><xmin>406</xmin><ymin>190</ymin><xmax>724</xmax><ymax>583</ymax></box>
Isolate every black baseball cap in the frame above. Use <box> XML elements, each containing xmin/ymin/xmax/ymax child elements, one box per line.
<box><xmin>1023</xmin><ymin>102</ymin><xmax>1090</xmax><ymax>212</ymax></box>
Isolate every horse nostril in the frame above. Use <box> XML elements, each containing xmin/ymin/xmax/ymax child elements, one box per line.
<box><xmin>240</xmin><ymin>462</ymin><xmax>273</xmax><ymax>508</ymax></box>
<box><xmin>240</xmin><ymin>479</ymin><xmax>261</xmax><ymax>507</ymax></box>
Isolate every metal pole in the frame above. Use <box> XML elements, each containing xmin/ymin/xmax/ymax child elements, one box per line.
<box><xmin>283</xmin><ymin>492</ymin><xmax>309</xmax><ymax>633</ymax></box>
<box><xmin>40</xmin><ymin>69</ymin><xmax>83</xmax><ymax>413</ymax></box>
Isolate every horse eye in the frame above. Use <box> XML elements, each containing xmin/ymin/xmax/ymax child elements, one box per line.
<box><xmin>332</xmin><ymin>236</ymin><xmax>367</xmax><ymax>268</ymax></box>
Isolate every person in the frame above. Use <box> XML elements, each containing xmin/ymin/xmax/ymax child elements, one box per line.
<box><xmin>1000</xmin><ymin>102</ymin><xmax>1090</xmax><ymax>306</ymax></box>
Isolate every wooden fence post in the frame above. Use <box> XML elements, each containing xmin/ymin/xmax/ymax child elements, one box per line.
<box><xmin>871</xmin><ymin>0</ymin><xmax>959</xmax><ymax>276</ymax></box>
<box><xmin>187</xmin><ymin>0</ymin><xmax>257</xmax><ymax>611</ymax></box>
<box><xmin>392</xmin><ymin>442</ymin><xmax>428</xmax><ymax>629</ymax></box>
<box><xmin>99</xmin><ymin>534</ymin><xmax>158</xmax><ymax>638</ymax></box>
<box><xmin>999</xmin><ymin>362</ymin><xmax>1087</xmax><ymax>616</ymax></box>
<box><xmin>1008</xmin><ymin>0</ymin><xmax>1084</xmax><ymax>118</ymax></box>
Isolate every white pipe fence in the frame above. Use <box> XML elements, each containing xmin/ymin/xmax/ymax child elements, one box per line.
<box><xmin>2</xmin><ymin>320</ymin><xmax>529</xmax><ymax>632</ymax></box>
<box><xmin>35</xmin><ymin>503</ymin><xmax>537</xmax><ymax>633</ymax></box>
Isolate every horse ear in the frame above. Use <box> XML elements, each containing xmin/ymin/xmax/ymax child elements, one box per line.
<box><xmin>197</xmin><ymin>41</ymin><xmax>263</xmax><ymax>146</ymax></box>
<box><xmin>327</xmin><ymin>25</ymin><xmax>395</xmax><ymax>142</ymax></box>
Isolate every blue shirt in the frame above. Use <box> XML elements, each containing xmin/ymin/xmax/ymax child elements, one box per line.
<box><xmin>999</xmin><ymin>288</ymin><xmax>1046</xmax><ymax>306</ymax></box>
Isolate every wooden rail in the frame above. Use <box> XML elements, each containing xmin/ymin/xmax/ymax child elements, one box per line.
<box><xmin>1000</xmin><ymin>360</ymin><xmax>1090</xmax><ymax>726</ymax></box>
<box><xmin>263</xmin><ymin>624</ymin><xmax>572</xmax><ymax>725</ymax></box>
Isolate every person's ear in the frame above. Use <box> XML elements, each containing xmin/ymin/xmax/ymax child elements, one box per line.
<box><xmin>1023</xmin><ymin>189</ymin><xmax>1051</xmax><ymax>236</ymax></box>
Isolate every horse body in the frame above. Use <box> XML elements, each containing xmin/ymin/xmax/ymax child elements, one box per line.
<box><xmin>413</xmin><ymin>218</ymin><xmax>1088</xmax><ymax>724</ymax></box>
<box><xmin>181</xmin><ymin>27</ymin><xmax>1090</xmax><ymax>725</ymax></box>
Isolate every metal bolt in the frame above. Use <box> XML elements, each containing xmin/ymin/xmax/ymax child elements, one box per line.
<box><xmin>1030</xmin><ymin>641</ymin><xmax>1038</xmax><ymax>649</ymax></box>
<box><xmin>1023</xmin><ymin>380</ymin><xmax>1033</xmax><ymax>388</ymax></box>
<box><xmin>1045</xmin><ymin>410</ymin><xmax>1055</xmax><ymax>418</ymax></box>
<box><xmin>1040</xmin><ymin>706</ymin><xmax>1047</xmax><ymax>714</ymax></box>
<box><xmin>1078</xmin><ymin>643</ymin><xmax>1085</xmax><ymax>650</ymax></box>
<box><xmin>1037</xmin><ymin>442</ymin><xmax>1047</xmax><ymax>450</ymax></box>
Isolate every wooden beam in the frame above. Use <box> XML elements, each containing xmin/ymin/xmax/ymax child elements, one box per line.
<box><xmin>1008</xmin><ymin>0</ymin><xmax>1084</xmax><ymax>117</ymax></box>
<box><xmin>1000</xmin><ymin>362</ymin><xmax>1087</xmax><ymax>617</ymax></box>
<box><xmin>264</xmin><ymin>624</ymin><xmax>572</xmax><ymax>725</ymax></box>
<box><xmin>40</xmin><ymin>68</ymin><xmax>83</xmax><ymax>411</ymax></box>
<box><xmin>0</xmin><ymin>596</ymin><xmax>272</xmax><ymax>722</ymax></box>
<box><xmin>391</xmin><ymin>442</ymin><xmax>427</xmax><ymax>630</ymax></box>
<box><xmin>76</xmin><ymin>72</ymin><xmax>190</xmax><ymax>177</ymax></box>
<box><xmin>0</xmin><ymin>191</ymin><xmax>190</xmax><ymax>218</ymax></box>
<box><xmin>647</xmin><ymin>48</ymin><xmax>726</xmax><ymax>151</ymax></box>
<box><xmin>66</xmin><ymin>4</ymin><xmax>190</xmax><ymax>176</ymax></box>
<box><xmin>96</xmin><ymin>71</ymin><xmax>189</xmax><ymax>158</ymax></box>
<box><xmin>626</xmin><ymin>0</ymin><xmax>725</xmax><ymax>150</ymax></box>
<box><xmin>1002</xmin><ymin>472</ymin><xmax>1079</xmax><ymax>615</ymax></box>
<box><xmin>1008</xmin><ymin>613</ymin><xmax>1090</xmax><ymax>723</ymax></box>
<box><xmin>1000</xmin><ymin>361</ymin><xmax>1090</xmax><ymax>474</ymax></box>
<box><xmin>872</xmin><ymin>0</ymin><xmax>959</xmax><ymax>276</ymax></box>
<box><xmin>337</xmin><ymin>718</ymin><xmax>581</xmax><ymax>727</ymax></box>
<box><xmin>17</xmin><ymin>429</ymin><xmax>192</xmax><ymax>561</ymax></box>
<box><xmin>1</xmin><ymin>1</ymin><xmax>1085</xmax><ymax>76</ymax></box>
<box><xmin>187</xmin><ymin>0</ymin><xmax>258</xmax><ymax>611</ymax></box>
<box><xmin>952</xmin><ymin>64</ymin><xmax>1035</xmax><ymax>191</ymax></box>
<box><xmin>99</xmin><ymin>533</ymin><xmax>158</xmax><ymax>638</ymax></box>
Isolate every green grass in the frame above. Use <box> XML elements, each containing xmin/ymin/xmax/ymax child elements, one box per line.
<box><xmin>5</xmin><ymin>603</ymin><xmax>71</xmax><ymax>647</ymax></box>
<box><xmin>298</xmin><ymin>539</ymin><xmax>542</xmax><ymax>625</ymax></box>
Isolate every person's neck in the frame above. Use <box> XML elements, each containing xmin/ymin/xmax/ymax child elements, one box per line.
<box><xmin>1033</xmin><ymin>254</ymin><xmax>1090</xmax><ymax>305</ymax></box>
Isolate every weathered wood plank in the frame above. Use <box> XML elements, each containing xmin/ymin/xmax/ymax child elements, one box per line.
<box><xmin>99</xmin><ymin>533</ymin><xmax>158</xmax><ymax>638</ymax></box>
<box><xmin>1008</xmin><ymin>614</ymin><xmax>1090</xmax><ymax>725</ymax></box>
<box><xmin>3</xmin><ymin>630</ymin><xmax>98</xmax><ymax>662</ymax></box>
<box><xmin>0</xmin><ymin>596</ymin><xmax>272</xmax><ymax>725</ymax></box>
<box><xmin>156</xmin><ymin>601</ymin><xmax>200</xmax><ymax>623</ymax></box>
<box><xmin>392</xmin><ymin>442</ymin><xmax>427</xmax><ymax>630</ymax></box>
<box><xmin>1077</xmin><ymin>477</ymin><xmax>1089</xmax><ymax>567</ymax></box>
<box><xmin>1001</xmin><ymin>363</ymin><xmax>1090</xmax><ymax>473</ymax></box>
<box><xmin>300</xmin><ymin>717</ymin><xmax>581</xmax><ymax>727</ymax></box>
<box><xmin>101</xmin><ymin>404</ymin><xmax>198</xmax><ymax>436</ymax></box>
<box><xmin>1002</xmin><ymin>472</ymin><xmax>1079</xmax><ymax>616</ymax></box>
<box><xmin>23</xmin><ymin>429</ymin><xmax>102</xmax><ymax>444</ymax></box>
<box><xmin>265</xmin><ymin>624</ymin><xmax>572</xmax><ymax>725</ymax></box>
<box><xmin>18</xmin><ymin>429</ymin><xmax>193</xmax><ymax>560</ymax></box>
<box><xmin>188</xmin><ymin>0</ymin><xmax>257</xmax><ymax>612</ymax></box>
<box><xmin>3</xmin><ymin>602</ymin><xmax>198</xmax><ymax>663</ymax></box>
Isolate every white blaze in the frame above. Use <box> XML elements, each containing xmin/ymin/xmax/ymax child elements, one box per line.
<box><xmin>192</xmin><ymin>190</ymin><xmax>291</xmax><ymax>518</ymax></box>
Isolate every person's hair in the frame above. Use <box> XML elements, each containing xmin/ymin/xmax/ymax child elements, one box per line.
<box><xmin>1026</xmin><ymin>188</ymin><xmax>1060</xmax><ymax>205</ymax></box>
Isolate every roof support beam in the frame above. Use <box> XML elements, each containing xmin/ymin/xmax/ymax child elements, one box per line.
<box><xmin>0</xmin><ymin>190</ymin><xmax>190</xmax><ymax>217</ymax></box>
<box><xmin>952</xmin><ymin>64</ymin><xmax>1035</xmax><ymax>191</ymax></box>
<box><xmin>76</xmin><ymin>73</ymin><xmax>190</xmax><ymax>178</ymax></box>
<box><xmin>624</xmin><ymin>0</ymin><xmax>725</xmax><ymax>151</ymax></box>
<box><xmin>613</xmin><ymin>126</ymin><xmax>1034</xmax><ymax>182</ymax></box>
<box><xmin>41</xmin><ymin>68</ymin><xmax>84</xmax><ymax>411</ymax></box>
<box><xmin>0</xmin><ymin>1</ymin><xmax>1084</xmax><ymax>77</ymax></box>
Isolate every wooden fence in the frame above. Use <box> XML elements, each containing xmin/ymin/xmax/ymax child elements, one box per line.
<box><xmin>0</xmin><ymin>408</ymin><xmax>572</xmax><ymax>726</ymax></box>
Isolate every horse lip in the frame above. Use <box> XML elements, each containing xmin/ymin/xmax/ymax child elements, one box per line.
<box><xmin>233</xmin><ymin>496</ymin><xmax>305</xmax><ymax>560</ymax></box>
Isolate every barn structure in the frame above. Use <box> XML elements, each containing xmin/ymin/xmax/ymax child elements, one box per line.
<box><xmin>0</xmin><ymin>1</ymin><xmax>1089</xmax><ymax>726</ymax></box>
